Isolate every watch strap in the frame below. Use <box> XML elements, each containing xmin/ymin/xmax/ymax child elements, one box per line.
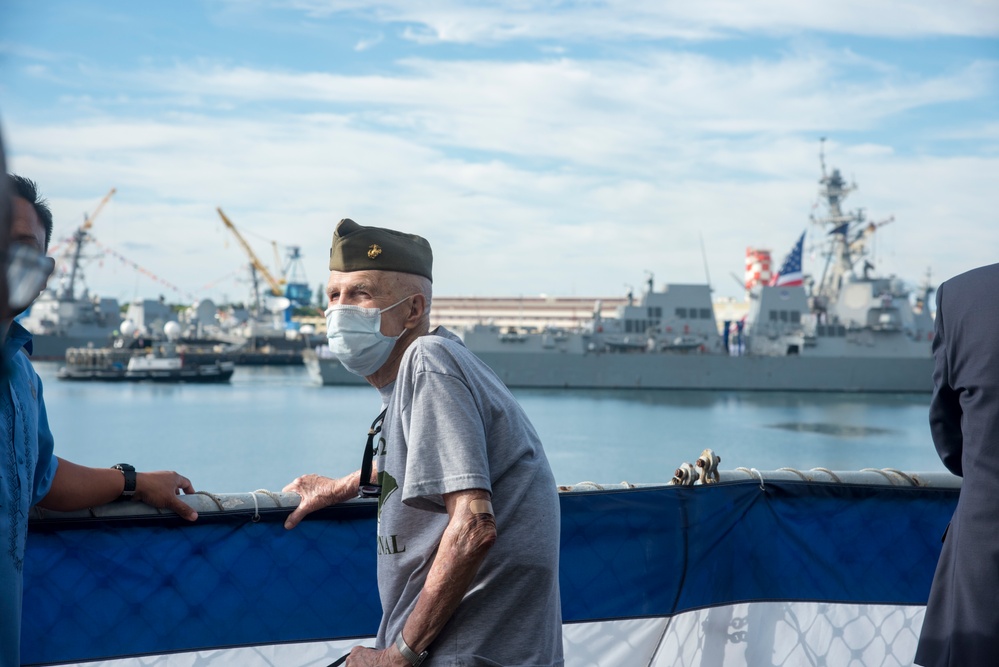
<box><xmin>112</xmin><ymin>463</ymin><xmax>137</xmax><ymax>501</ymax></box>
<box><xmin>395</xmin><ymin>633</ymin><xmax>428</xmax><ymax>666</ymax></box>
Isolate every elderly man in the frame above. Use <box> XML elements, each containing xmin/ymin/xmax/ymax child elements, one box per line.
<box><xmin>284</xmin><ymin>219</ymin><xmax>563</xmax><ymax>667</ymax></box>
<box><xmin>1</xmin><ymin>175</ymin><xmax>198</xmax><ymax>667</ymax></box>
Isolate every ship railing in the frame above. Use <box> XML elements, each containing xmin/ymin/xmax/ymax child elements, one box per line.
<box><xmin>555</xmin><ymin>467</ymin><xmax>959</xmax><ymax>491</ymax></box>
<box><xmin>27</xmin><ymin>467</ymin><xmax>959</xmax><ymax>522</ymax></box>
<box><xmin>24</xmin><ymin>468</ymin><xmax>960</xmax><ymax>667</ymax></box>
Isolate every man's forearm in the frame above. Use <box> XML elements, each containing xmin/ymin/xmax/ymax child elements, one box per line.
<box><xmin>37</xmin><ymin>457</ymin><xmax>124</xmax><ymax>510</ymax></box>
<box><xmin>37</xmin><ymin>457</ymin><xmax>198</xmax><ymax>521</ymax></box>
<box><xmin>400</xmin><ymin>491</ymin><xmax>497</xmax><ymax>656</ymax></box>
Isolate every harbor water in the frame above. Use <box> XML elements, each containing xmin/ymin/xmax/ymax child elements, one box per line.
<box><xmin>34</xmin><ymin>362</ymin><xmax>948</xmax><ymax>494</ymax></box>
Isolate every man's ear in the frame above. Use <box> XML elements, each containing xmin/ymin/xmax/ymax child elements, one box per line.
<box><xmin>405</xmin><ymin>294</ymin><xmax>427</xmax><ymax>328</ymax></box>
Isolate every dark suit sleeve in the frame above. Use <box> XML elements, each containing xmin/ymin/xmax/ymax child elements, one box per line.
<box><xmin>928</xmin><ymin>282</ymin><xmax>964</xmax><ymax>477</ymax></box>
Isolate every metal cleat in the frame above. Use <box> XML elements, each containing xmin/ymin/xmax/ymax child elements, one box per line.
<box><xmin>695</xmin><ymin>449</ymin><xmax>722</xmax><ymax>484</ymax></box>
<box><xmin>671</xmin><ymin>462</ymin><xmax>699</xmax><ymax>486</ymax></box>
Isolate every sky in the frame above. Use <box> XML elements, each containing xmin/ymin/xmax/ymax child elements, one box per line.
<box><xmin>1</xmin><ymin>0</ymin><xmax>997</xmax><ymax>307</ymax></box>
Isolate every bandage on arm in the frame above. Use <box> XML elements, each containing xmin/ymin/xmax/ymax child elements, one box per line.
<box><xmin>469</xmin><ymin>499</ymin><xmax>494</xmax><ymax>517</ymax></box>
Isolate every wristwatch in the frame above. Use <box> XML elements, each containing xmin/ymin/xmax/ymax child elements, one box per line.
<box><xmin>395</xmin><ymin>633</ymin><xmax>428</xmax><ymax>666</ymax></box>
<box><xmin>111</xmin><ymin>463</ymin><xmax>136</xmax><ymax>501</ymax></box>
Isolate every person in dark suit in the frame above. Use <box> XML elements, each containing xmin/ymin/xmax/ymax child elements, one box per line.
<box><xmin>915</xmin><ymin>262</ymin><xmax>999</xmax><ymax>667</ymax></box>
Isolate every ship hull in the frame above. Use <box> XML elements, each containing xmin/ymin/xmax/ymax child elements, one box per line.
<box><xmin>308</xmin><ymin>350</ymin><xmax>933</xmax><ymax>393</ymax></box>
<box><xmin>477</xmin><ymin>351</ymin><xmax>934</xmax><ymax>392</ymax></box>
<box><xmin>25</xmin><ymin>333</ymin><xmax>116</xmax><ymax>361</ymax></box>
<box><xmin>56</xmin><ymin>366</ymin><xmax>235</xmax><ymax>383</ymax></box>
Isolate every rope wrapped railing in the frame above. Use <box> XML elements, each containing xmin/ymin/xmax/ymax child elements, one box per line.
<box><xmin>21</xmin><ymin>466</ymin><xmax>961</xmax><ymax>666</ymax></box>
<box><xmin>559</xmin><ymin>468</ymin><xmax>960</xmax><ymax>491</ymax></box>
<box><xmin>28</xmin><ymin>468</ymin><xmax>960</xmax><ymax>521</ymax></box>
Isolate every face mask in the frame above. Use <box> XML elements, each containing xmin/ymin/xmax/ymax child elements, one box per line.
<box><xmin>325</xmin><ymin>294</ymin><xmax>415</xmax><ymax>376</ymax></box>
<box><xmin>6</xmin><ymin>243</ymin><xmax>55</xmax><ymax>313</ymax></box>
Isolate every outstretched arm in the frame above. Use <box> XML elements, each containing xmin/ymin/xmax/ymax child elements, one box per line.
<box><xmin>37</xmin><ymin>457</ymin><xmax>198</xmax><ymax>521</ymax></box>
<box><xmin>282</xmin><ymin>469</ymin><xmax>366</xmax><ymax>529</ymax></box>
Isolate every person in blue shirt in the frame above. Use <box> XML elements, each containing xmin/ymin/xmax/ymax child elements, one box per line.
<box><xmin>1</xmin><ymin>174</ymin><xmax>199</xmax><ymax>667</ymax></box>
<box><xmin>0</xmin><ymin>132</ymin><xmax>9</xmax><ymax>369</ymax></box>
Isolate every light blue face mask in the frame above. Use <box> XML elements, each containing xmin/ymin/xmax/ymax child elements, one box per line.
<box><xmin>6</xmin><ymin>243</ymin><xmax>55</xmax><ymax>314</ymax></box>
<box><xmin>325</xmin><ymin>295</ymin><xmax>414</xmax><ymax>377</ymax></box>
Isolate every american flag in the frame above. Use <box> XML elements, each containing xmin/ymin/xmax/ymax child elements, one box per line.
<box><xmin>769</xmin><ymin>231</ymin><xmax>805</xmax><ymax>287</ymax></box>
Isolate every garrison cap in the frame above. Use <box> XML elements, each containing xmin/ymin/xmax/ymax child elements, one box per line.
<box><xmin>329</xmin><ymin>218</ymin><xmax>433</xmax><ymax>282</ymax></box>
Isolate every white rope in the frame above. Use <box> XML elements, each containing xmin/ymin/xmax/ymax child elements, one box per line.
<box><xmin>778</xmin><ymin>467</ymin><xmax>810</xmax><ymax>481</ymax></box>
<box><xmin>191</xmin><ymin>491</ymin><xmax>225</xmax><ymax>511</ymax></box>
<box><xmin>882</xmin><ymin>468</ymin><xmax>918</xmax><ymax>486</ymax></box>
<box><xmin>736</xmin><ymin>467</ymin><xmax>766</xmax><ymax>490</ymax></box>
<box><xmin>810</xmin><ymin>467</ymin><xmax>842</xmax><ymax>483</ymax></box>
<box><xmin>861</xmin><ymin>468</ymin><xmax>895</xmax><ymax>485</ymax></box>
<box><xmin>249</xmin><ymin>492</ymin><xmax>261</xmax><ymax>523</ymax></box>
<box><xmin>254</xmin><ymin>489</ymin><xmax>284</xmax><ymax>506</ymax></box>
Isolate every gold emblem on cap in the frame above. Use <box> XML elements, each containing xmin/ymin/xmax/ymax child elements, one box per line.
<box><xmin>367</xmin><ymin>244</ymin><xmax>382</xmax><ymax>260</ymax></box>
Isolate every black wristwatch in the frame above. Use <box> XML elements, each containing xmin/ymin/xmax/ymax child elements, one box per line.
<box><xmin>111</xmin><ymin>463</ymin><xmax>136</xmax><ymax>501</ymax></box>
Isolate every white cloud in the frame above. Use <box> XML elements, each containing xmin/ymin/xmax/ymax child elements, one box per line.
<box><xmin>4</xmin><ymin>2</ymin><xmax>995</xmax><ymax>304</ymax></box>
<box><xmin>8</xmin><ymin>104</ymin><xmax>995</xmax><ymax>304</ymax></box>
<box><xmin>354</xmin><ymin>33</ymin><xmax>384</xmax><ymax>51</ymax></box>
<box><xmin>86</xmin><ymin>49</ymin><xmax>992</xmax><ymax>178</ymax></box>
<box><xmin>278</xmin><ymin>0</ymin><xmax>999</xmax><ymax>41</ymax></box>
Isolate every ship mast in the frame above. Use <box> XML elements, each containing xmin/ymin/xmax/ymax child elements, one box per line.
<box><xmin>61</xmin><ymin>187</ymin><xmax>116</xmax><ymax>302</ymax></box>
<box><xmin>809</xmin><ymin>139</ymin><xmax>875</xmax><ymax>310</ymax></box>
<box><xmin>63</xmin><ymin>227</ymin><xmax>87</xmax><ymax>301</ymax></box>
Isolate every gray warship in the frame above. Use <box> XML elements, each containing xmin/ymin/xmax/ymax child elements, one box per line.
<box><xmin>18</xmin><ymin>199</ymin><xmax>122</xmax><ymax>360</ymax></box>
<box><xmin>307</xmin><ymin>151</ymin><xmax>935</xmax><ymax>392</ymax></box>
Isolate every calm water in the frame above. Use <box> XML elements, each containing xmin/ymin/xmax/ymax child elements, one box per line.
<box><xmin>33</xmin><ymin>362</ymin><xmax>947</xmax><ymax>494</ymax></box>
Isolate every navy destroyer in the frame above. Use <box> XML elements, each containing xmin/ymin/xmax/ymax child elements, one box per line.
<box><xmin>17</xmin><ymin>189</ymin><xmax>122</xmax><ymax>359</ymax></box>
<box><xmin>307</xmin><ymin>150</ymin><xmax>934</xmax><ymax>392</ymax></box>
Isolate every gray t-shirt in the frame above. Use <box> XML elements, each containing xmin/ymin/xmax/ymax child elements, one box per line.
<box><xmin>373</xmin><ymin>327</ymin><xmax>563</xmax><ymax>666</ymax></box>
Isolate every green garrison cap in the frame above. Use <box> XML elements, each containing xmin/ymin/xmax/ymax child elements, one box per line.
<box><xmin>329</xmin><ymin>218</ymin><xmax>433</xmax><ymax>282</ymax></box>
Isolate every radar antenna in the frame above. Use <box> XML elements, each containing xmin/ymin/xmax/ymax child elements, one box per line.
<box><xmin>699</xmin><ymin>233</ymin><xmax>712</xmax><ymax>290</ymax></box>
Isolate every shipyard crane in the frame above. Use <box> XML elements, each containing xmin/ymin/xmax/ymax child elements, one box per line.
<box><xmin>271</xmin><ymin>241</ymin><xmax>282</xmax><ymax>280</ymax></box>
<box><xmin>215</xmin><ymin>207</ymin><xmax>285</xmax><ymax>298</ymax></box>
<box><xmin>281</xmin><ymin>245</ymin><xmax>312</xmax><ymax>306</ymax></box>
<box><xmin>81</xmin><ymin>188</ymin><xmax>116</xmax><ymax>232</ymax></box>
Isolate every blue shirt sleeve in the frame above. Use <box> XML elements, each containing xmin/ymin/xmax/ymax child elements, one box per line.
<box><xmin>27</xmin><ymin>357</ymin><xmax>59</xmax><ymax>505</ymax></box>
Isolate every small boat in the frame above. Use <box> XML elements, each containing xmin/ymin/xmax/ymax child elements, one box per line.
<box><xmin>57</xmin><ymin>343</ymin><xmax>235</xmax><ymax>383</ymax></box>
<box><xmin>124</xmin><ymin>347</ymin><xmax>235</xmax><ymax>383</ymax></box>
